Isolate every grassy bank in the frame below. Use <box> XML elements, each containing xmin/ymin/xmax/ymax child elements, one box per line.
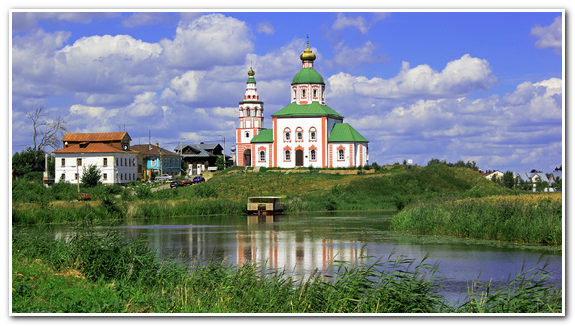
<box><xmin>392</xmin><ymin>193</ymin><xmax>562</xmax><ymax>245</ymax></box>
<box><xmin>13</xmin><ymin>164</ymin><xmax>513</xmax><ymax>225</ymax></box>
<box><xmin>12</xmin><ymin>227</ymin><xmax>562</xmax><ymax>314</ymax></box>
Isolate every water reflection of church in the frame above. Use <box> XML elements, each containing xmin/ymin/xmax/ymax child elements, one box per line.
<box><xmin>237</xmin><ymin>216</ymin><xmax>366</xmax><ymax>274</ymax></box>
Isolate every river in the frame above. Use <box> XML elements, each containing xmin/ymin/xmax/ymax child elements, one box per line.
<box><xmin>48</xmin><ymin>210</ymin><xmax>562</xmax><ymax>306</ymax></box>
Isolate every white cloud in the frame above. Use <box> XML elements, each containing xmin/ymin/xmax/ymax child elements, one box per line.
<box><xmin>256</xmin><ymin>21</ymin><xmax>275</xmax><ymax>35</ymax></box>
<box><xmin>161</xmin><ymin>71</ymin><xmax>206</xmax><ymax>102</ymax></box>
<box><xmin>332</xmin><ymin>13</ymin><xmax>369</xmax><ymax>34</ymax></box>
<box><xmin>530</xmin><ymin>16</ymin><xmax>562</xmax><ymax>55</ymax></box>
<box><xmin>125</xmin><ymin>92</ymin><xmax>160</xmax><ymax>117</ymax></box>
<box><xmin>160</xmin><ymin>13</ymin><xmax>253</xmax><ymax>69</ymax></box>
<box><xmin>54</xmin><ymin>34</ymin><xmax>164</xmax><ymax>93</ymax></box>
<box><xmin>329</xmin><ymin>41</ymin><xmax>390</xmax><ymax>68</ymax></box>
<box><xmin>350</xmin><ymin>54</ymin><xmax>498</xmax><ymax>99</ymax></box>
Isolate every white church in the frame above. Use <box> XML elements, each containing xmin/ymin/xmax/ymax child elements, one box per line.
<box><xmin>235</xmin><ymin>41</ymin><xmax>369</xmax><ymax>168</ymax></box>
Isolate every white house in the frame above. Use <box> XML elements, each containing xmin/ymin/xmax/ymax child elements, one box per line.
<box><xmin>53</xmin><ymin>132</ymin><xmax>143</xmax><ymax>185</ymax></box>
<box><xmin>235</xmin><ymin>40</ymin><xmax>369</xmax><ymax>168</ymax></box>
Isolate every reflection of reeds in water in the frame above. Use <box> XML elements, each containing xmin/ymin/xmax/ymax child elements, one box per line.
<box><xmin>12</xmin><ymin>229</ymin><xmax>562</xmax><ymax>313</ymax></box>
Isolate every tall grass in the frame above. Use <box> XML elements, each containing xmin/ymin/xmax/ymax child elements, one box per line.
<box><xmin>392</xmin><ymin>194</ymin><xmax>562</xmax><ymax>245</ymax></box>
<box><xmin>12</xmin><ymin>228</ymin><xmax>562</xmax><ymax>313</ymax></box>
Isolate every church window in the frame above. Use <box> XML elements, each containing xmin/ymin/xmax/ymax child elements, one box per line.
<box><xmin>296</xmin><ymin>127</ymin><xmax>303</xmax><ymax>141</ymax></box>
<box><xmin>284</xmin><ymin>128</ymin><xmax>291</xmax><ymax>142</ymax></box>
<box><xmin>338</xmin><ymin>149</ymin><xmax>345</xmax><ymax>161</ymax></box>
<box><xmin>247</xmin><ymin>108</ymin><xmax>250</xmax><ymax>116</ymax></box>
<box><xmin>260</xmin><ymin>150</ymin><xmax>266</xmax><ymax>162</ymax></box>
<box><xmin>285</xmin><ymin>150</ymin><xmax>291</xmax><ymax>161</ymax></box>
<box><xmin>293</xmin><ymin>89</ymin><xmax>297</xmax><ymax>99</ymax></box>
<box><xmin>302</xmin><ymin>89</ymin><xmax>306</xmax><ymax>98</ymax></box>
<box><xmin>310</xmin><ymin>127</ymin><xmax>317</xmax><ymax>141</ymax></box>
<box><xmin>313</xmin><ymin>89</ymin><xmax>317</xmax><ymax>98</ymax></box>
<box><xmin>245</xmin><ymin>132</ymin><xmax>250</xmax><ymax>138</ymax></box>
<box><xmin>310</xmin><ymin>149</ymin><xmax>316</xmax><ymax>161</ymax></box>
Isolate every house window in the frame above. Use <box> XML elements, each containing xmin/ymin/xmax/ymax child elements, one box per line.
<box><xmin>338</xmin><ymin>149</ymin><xmax>345</xmax><ymax>161</ymax></box>
<box><xmin>260</xmin><ymin>150</ymin><xmax>266</xmax><ymax>162</ymax></box>
<box><xmin>151</xmin><ymin>160</ymin><xmax>156</xmax><ymax>167</ymax></box>
<box><xmin>103</xmin><ymin>173</ymin><xmax>107</xmax><ymax>181</ymax></box>
<box><xmin>121</xmin><ymin>173</ymin><xmax>123</xmax><ymax>180</ymax></box>
<box><xmin>61</xmin><ymin>158</ymin><xmax>65</xmax><ymax>167</ymax></box>
<box><xmin>310</xmin><ymin>149</ymin><xmax>316</xmax><ymax>161</ymax></box>
<box><xmin>60</xmin><ymin>173</ymin><xmax>65</xmax><ymax>180</ymax></box>
<box><xmin>77</xmin><ymin>158</ymin><xmax>82</xmax><ymax>166</ymax></box>
<box><xmin>285</xmin><ymin>150</ymin><xmax>291</xmax><ymax>161</ymax></box>
<box><xmin>124</xmin><ymin>158</ymin><xmax>127</xmax><ymax>166</ymax></box>
<box><xmin>103</xmin><ymin>158</ymin><xmax>108</xmax><ymax>167</ymax></box>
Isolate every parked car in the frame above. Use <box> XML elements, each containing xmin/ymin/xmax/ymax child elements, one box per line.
<box><xmin>155</xmin><ymin>174</ymin><xmax>173</xmax><ymax>181</ymax></box>
<box><xmin>77</xmin><ymin>193</ymin><xmax>91</xmax><ymax>201</ymax></box>
<box><xmin>170</xmin><ymin>180</ymin><xmax>185</xmax><ymax>188</ymax></box>
<box><xmin>193</xmin><ymin>176</ymin><xmax>205</xmax><ymax>184</ymax></box>
<box><xmin>181</xmin><ymin>178</ymin><xmax>194</xmax><ymax>185</ymax></box>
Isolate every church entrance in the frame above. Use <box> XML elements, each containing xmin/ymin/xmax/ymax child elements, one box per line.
<box><xmin>296</xmin><ymin>149</ymin><xmax>304</xmax><ymax>167</ymax></box>
<box><xmin>244</xmin><ymin>149</ymin><xmax>251</xmax><ymax>166</ymax></box>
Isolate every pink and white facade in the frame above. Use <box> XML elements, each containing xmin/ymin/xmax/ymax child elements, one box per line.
<box><xmin>235</xmin><ymin>42</ymin><xmax>369</xmax><ymax>168</ymax></box>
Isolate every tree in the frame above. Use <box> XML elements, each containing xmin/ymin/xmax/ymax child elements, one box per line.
<box><xmin>503</xmin><ymin>171</ymin><xmax>515</xmax><ymax>189</ymax></box>
<box><xmin>81</xmin><ymin>164</ymin><xmax>102</xmax><ymax>188</ymax></box>
<box><xmin>215</xmin><ymin>156</ymin><xmax>225</xmax><ymax>170</ymax></box>
<box><xmin>24</xmin><ymin>106</ymin><xmax>68</xmax><ymax>170</ymax></box>
<box><xmin>554</xmin><ymin>177</ymin><xmax>562</xmax><ymax>191</ymax></box>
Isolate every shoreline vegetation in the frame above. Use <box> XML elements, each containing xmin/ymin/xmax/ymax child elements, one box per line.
<box><xmin>12</xmin><ymin>164</ymin><xmax>562</xmax><ymax>246</ymax></box>
<box><xmin>12</xmin><ymin>228</ymin><xmax>562</xmax><ymax>313</ymax></box>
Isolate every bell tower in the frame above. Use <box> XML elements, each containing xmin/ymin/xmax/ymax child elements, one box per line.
<box><xmin>236</xmin><ymin>66</ymin><xmax>264</xmax><ymax>166</ymax></box>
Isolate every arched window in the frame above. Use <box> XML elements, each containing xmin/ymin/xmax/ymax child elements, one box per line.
<box><xmin>285</xmin><ymin>150</ymin><xmax>291</xmax><ymax>161</ymax></box>
<box><xmin>260</xmin><ymin>150</ymin><xmax>266</xmax><ymax>162</ymax></box>
<box><xmin>302</xmin><ymin>89</ymin><xmax>306</xmax><ymax>98</ymax></box>
<box><xmin>293</xmin><ymin>89</ymin><xmax>297</xmax><ymax>99</ymax></box>
<box><xmin>309</xmin><ymin>127</ymin><xmax>317</xmax><ymax>141</ymax></box>
<box><xmin>246</xmin><ymin>108</ymin><xmax>250</xmax><ymax>116</ymax></box>
<box><xmin>313</xmin><ymin>89</ymin><xmax>317</xmax><ymax>98</ymax></box>
<box><xmin>284</xmin><ymin>128</ymin><xmax>291</xmax><ymax>142</ymax></box>
<box><xmin>338</xmin><ymin>149</ymin><xmax>345</xmax><ymax>161</ymax></box>
<box><xmin>296</xmin><ymin>127</ymin><xmax>303</xmax><ymax>141</ymax></box>
<box><xmin>310</xmin><ymin>149</ymin><xmax>316</xmax><ymax>161</ymax></box>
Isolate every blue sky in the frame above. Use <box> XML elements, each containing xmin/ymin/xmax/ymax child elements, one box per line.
<box><xmin>10</xmin><ymin>8</ymin><xmax>564</xmax><ymax>173</ymax></box>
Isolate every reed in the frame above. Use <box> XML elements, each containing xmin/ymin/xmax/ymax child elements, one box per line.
<box><xmin>391</xmin><ymin>194</ymin><xmax>562</xmax><ymax>245</ymax></box>
<box><xmin>12</xmin><ymin>228</ymin><xmax>561</xmax><ymax>314</ymax></box>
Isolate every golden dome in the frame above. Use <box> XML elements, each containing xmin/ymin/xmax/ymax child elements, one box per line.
<box><xmin>300</xmin><ymin>41</ymin><xmax>316</xmax><ymax>61</ymax></box>
<box><xmin>248</xmin><ymin>66</ymin><xmax>255</xmax><ymax>76</ymax></box>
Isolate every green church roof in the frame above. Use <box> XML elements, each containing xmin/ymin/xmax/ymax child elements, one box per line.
<box><xmin>246</xmin><ymin>77</ymin><xmax>256</xmax><ymax>84</ymax></box>
<box><xmin>251</xmin><ymin>129</ymin><xmax>274</xmax><ymax>143</ymax></box>
<box><xmin>328</xmin><ymin>123</ymin><xmax>369</xmax><ymax>143</ymax></box>
<box><xmin>271</xmin><ymin>102</ymin><xmax>343</xmax><ymax>119</ymax></box>
<box><xmin>292</xmin><ymin>68</ymin><xmax>325</xmax><ymax>84</ymax></box>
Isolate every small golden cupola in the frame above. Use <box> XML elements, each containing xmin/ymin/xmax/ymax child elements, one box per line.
<box><xmin>300</xmin><ymin>40</ymin><xmax>316</xmax><ymax>62</ymax></box>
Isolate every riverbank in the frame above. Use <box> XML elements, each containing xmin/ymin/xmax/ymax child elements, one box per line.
<box><xmin>12</xmin><ymin>164</ymin><xmax>562</xmax><ymax>246</ymax></box>
<box><xmin>12</xmin><ymin>227</ymin><xmax>562</xmax><ymax>314</ymax></box>
<box><xmin>392</xmin><ymin>193</ymin><xmax>562</xmax><ymax>245</ymax></box>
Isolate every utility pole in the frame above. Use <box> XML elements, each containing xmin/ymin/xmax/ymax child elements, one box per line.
<box><xmin>159</xmin><ymin>144</ymin><xmax>163</xmax><ymax>179</ymax></box>
<box><xmin>179</xmin><ymin>137</ymin><xmax>185</xmax><ymax>175</ymax></box>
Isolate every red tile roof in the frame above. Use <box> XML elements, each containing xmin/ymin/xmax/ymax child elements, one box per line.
<box><xmin>61</xmin><ymin>132</ymin><xmax>131</xmax><ymax>142</ymax></box>
<box><xmin>53</xmin><ymin>143</ymin><xmax>140</xmax><ymax>154</ymax></box>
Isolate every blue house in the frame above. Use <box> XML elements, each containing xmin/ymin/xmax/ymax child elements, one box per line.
<box><xmin>132</xmin><ymin>143</ymin><xmax>182</xmax><ymax>180</ymax></box>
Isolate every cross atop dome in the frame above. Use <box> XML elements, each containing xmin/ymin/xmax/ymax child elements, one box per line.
<box><xmin>300</xmin><ymin>36</ymin><xmax>316</xmax><ymax>64</ymax></box>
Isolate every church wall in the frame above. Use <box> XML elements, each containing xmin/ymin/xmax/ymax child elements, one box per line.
<box><xmin>275</xmin><ymin>116</ymin><xmax>324</xmax><ymax>168</ymax></box>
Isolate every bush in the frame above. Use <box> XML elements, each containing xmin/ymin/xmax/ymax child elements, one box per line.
<box><xmin>135</xmin><ymin>186</ymin><xmax>152</xmax><ymax>200</ymax></box>
<box><xmin>81</xmin><ymin>164</ymin><xmax>102</xmax><ymax>188</ymax></box>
